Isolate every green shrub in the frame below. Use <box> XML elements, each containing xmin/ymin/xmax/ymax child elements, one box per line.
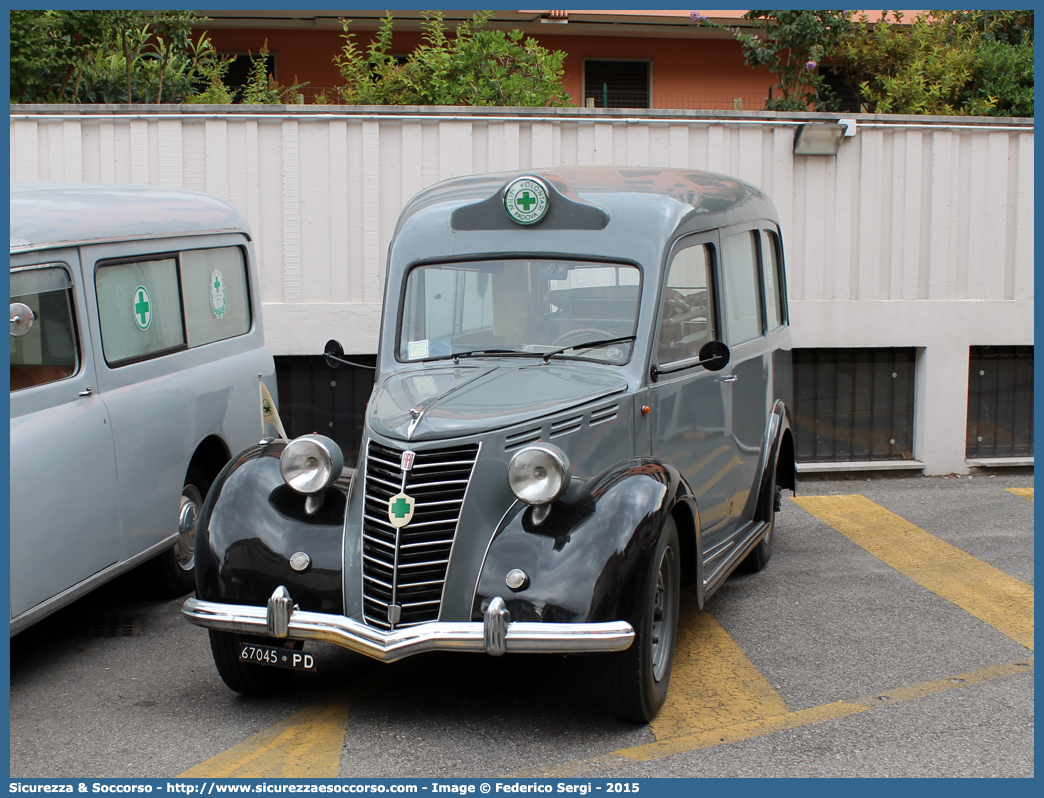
<box><xmin>335</xmin><ymin>11</ymin><xmax>571</xmax><ymax>107</ymax></box>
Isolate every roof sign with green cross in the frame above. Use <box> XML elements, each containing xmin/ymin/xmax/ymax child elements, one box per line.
<box><xmin>504</xmin><ymin>176</ymin><xmax>549</xmax><ymax>225</ymax></box>
<box><xmin>133</xmin><ymin>285</ymin><xmax>152</xmax><ymax>330</ymax></box>
<box><xmin>387</xmin><ymin>491</ymin><xmax>416</xmax><ymax>528</ymax></box>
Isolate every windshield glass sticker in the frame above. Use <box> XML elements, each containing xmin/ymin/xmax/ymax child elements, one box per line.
<box><xmin>408</xmin><ymin>339</ymin><xmax>429</xmax><ymax>360</ymax></box>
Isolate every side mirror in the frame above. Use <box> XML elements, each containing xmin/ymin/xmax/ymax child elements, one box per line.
<box><xmin>10</xmin><ymin>303</ymin><xmax>35</xmax><ymax>337</ymax></box>
<box><xmin>698</xmin><ymin>340</ymin><xmax>730</xmax><ymax>372</ymax></box>
<box><xmin>324</xmin><ymin>339</ymin><xmax>344</xmax><ymax>370</ymax></box>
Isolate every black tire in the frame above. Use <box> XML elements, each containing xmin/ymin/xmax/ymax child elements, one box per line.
<box><xmin>209</xmin><ymin>629</ymin><xmax>296</xmax><ymax>695</ymax></box>
<box><xmin>602</xmin><ymin>516</ymin><xmax>681</xmax><ymax>723</ymax></box>
<box><xmin>740</xmin><ymin>475</ymin><xmax>780</xmax><ymax>574</ymax></box>
<box><xmin>148</xmin><ymin>466</ymin><xmax>209</xmax><ymax>597</ymax></box>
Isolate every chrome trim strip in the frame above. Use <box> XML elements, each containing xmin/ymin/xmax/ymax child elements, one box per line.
<box><xmin>183</xmin><ymin>596</ymin><xmax>634</xmax><ymax>662</ymax></box>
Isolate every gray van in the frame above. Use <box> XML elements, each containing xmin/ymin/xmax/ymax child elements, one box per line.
<box><xmin>183</xmin><ymin>168</ymin><xmax>796</xmax><ymax>723</ymax></box>
<box><xmin>10</xmin><ymin>182</ymin><xmax>276</xmax><ymax>634</ymax></box>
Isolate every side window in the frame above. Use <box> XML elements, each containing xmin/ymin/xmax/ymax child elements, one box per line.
<box><xmin>656</xmin><ymin>243</ymin><xmax>716</xmax><ymax>364</ymax></box>
<box><xmin>96</xmin><ymin>246</ymin><xmax>252</xmax><ymax>366</ymax></box>
<box><xmin>722</xmin><ymin>231</ymin><xmax>762</xmax><ymax>344</ymax></box>
<box><xmin>96</xmin><ymin>257</ymin><xmax>184</xmax><ymax>364</ymax></box>
<box><xmin>10</xmin><ymin>265</ymin><xmax>80</xmax><ymax>391</ymax></box>
<box><xmin>761</xmin><ymin>229</ymin><xmax>785</xmax><ymax>330</ymax></box>
<box><xmin>181</xmin><ymin>247</ymin><xmax>251</xmax><ymax>346</ymax></box>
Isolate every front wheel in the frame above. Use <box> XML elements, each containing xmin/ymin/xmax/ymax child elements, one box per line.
<box><xmin>601</xmin><ymin>516</ymin><xmax>681</xmax><ymax>723</ymax></box>
<box><xmin>209</xmin><ymin>630</ymin><xmax>296</xmax><ymax>695</ymax></box>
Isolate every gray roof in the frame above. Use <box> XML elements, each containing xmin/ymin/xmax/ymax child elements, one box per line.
<box><xmin>10</xmin><ymin>182</ymin><xmax>250</xmax><ymax>254</ymax></box>
<box><xmin>396</xmin><ymin>166</ymin><xmax>777</xmax><ymax>236</ymax></box>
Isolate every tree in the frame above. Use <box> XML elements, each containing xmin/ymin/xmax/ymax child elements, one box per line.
<box><xmin>830</xmin><ymin>10</ymin><xmax>1033</xmax><ymax>116</ymax></box>
<box><xmin>9</xmin><ymin>9</ymin><xmax>229</xmax><ymax>104</ymax></box>
<box><xmin>703</xmin><ymin>10</ymin><xmax>854</xmax><ymax>112</ymax></box>
<box><xmin>335</xmin><ymin>11</ymin><xmax>572</xmax><ymax>107</ymax></box>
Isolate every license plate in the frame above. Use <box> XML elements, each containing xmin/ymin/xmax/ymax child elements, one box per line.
<box><xmin>238</xmin><ymin>642</ymin><xmax>316</xmax><ymax>671</ymax></box>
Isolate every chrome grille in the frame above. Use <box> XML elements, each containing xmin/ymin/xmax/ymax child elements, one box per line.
<box><xmin>361</xmin><ymin>441</ymin><xmax>479</xmax><ymax>630</ymax></box>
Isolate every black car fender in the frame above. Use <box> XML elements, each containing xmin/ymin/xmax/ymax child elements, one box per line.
<box><xmin>471</xmin><ymin>458</ymin><xmax>704</xmax><ymax>627</ymax></box>
<box><xmin>753</xmin><ymin>400</ymin><xmax>796</xmax><ymax>524</ymax></box>
<box><xmin>195</xmin><ymin>441</ymin><xmax>347</xmax><ymax>613</ymax></box>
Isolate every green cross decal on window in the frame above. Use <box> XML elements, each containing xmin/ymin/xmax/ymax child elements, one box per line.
<box><xmin>391</xmin><ymin>497</ymin><xmax>410</xmax><ymax>518</ymax></box>
<box><xmin>133</xmin><ymin>286</ymin><xmax>151</xmax><ymax>330</ymax></box>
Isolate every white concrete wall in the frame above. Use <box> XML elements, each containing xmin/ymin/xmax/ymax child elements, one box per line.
<box><xmin>9</xmin><ymin>106</ymin><xmax>1034</xmax><ymax>474</ymax></box>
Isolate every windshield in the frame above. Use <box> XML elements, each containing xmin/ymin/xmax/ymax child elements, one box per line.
<box><xmin>398</xmin><ymin>259</ymin><xmax>641</xmax><ymax>364</ymax></box>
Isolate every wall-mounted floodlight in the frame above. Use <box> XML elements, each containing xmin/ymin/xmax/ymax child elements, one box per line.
<box><xmin>793</xmin><ymin>122</ymin><xmax>856</xmax><ymax>156</ymax></box>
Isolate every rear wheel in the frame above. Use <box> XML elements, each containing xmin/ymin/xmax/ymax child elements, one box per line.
<box><xmin>209</xmin><ymin>630</ymin><xmax>296</xmax><ymax>695</ymax></box>
<box><xmin>602</xmin><ymin>516</ymin><xmax>680</xmax><ymax>723</ymax></box>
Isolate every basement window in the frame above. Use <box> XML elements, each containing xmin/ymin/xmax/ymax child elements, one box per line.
<box><xmin>792</xmin><ymin>348</ymin><xmax>916</xmax><ymax>463</ymax></box>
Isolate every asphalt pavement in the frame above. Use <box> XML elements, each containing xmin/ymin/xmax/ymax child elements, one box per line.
<box><xmin>9</xmin><ymin>472</ymin><xmax>1034</xmax><ymax>778</ymax></box>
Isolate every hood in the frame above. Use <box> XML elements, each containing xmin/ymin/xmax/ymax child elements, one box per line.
<box><xmin>368</xmin><ymin>362</ymin><xmax>628</xmax><ymax>442</ymax></box>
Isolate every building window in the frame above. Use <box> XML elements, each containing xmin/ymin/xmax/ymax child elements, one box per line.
<box><xmin>216</xmin><ymin>52</ymin><xmax>276</xmax><ymax>102</ymax></box>
<box><xmin>819</xmin><ymin>66</ymin><xmax>862</xmax><ymax>113</ymax></box>
<box><xmin>583</xmin><ymin>60</ymin><xmax>650</xmax><ymax>108</ymax></box>
<box><xmin>792</xmin><ymin>348</ymin><xmax>916</xmax><ymax>463</ymax></box>
<box><xmin>966</xmin><ymin>346</ymin><xmax>1034</xmax><ymax>458</ymax></box>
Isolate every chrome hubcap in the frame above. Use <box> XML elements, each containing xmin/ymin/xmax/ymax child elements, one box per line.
<box><xmin>650</xmin><ymin>545</ymin><xmax>677</xmax><ymax>682</ymax></box>
<box><xmin>176</xmin><ymin>485</ymin><xmax>202</xmax><ymax>571</ymax></box>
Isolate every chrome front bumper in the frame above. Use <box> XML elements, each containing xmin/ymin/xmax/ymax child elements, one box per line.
<box><xmin>182</xmin><ymin>589</ymin><xmax>635</xmax><ymax>663</ymax></box>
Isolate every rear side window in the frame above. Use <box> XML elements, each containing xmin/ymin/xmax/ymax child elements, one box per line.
<box><xmin>10</xmin><ymin>265</ymin><xmax>80</xmax><ymax>391</ymax></box>
<box><xmin>96</xmin><ymin>246</ymin><xmax>250</xmax><ymax>366</ymax></box>
<box><xmin>181</xmin><ymin>247</ymin><xmax>251</xmax><ymax>347</ymax></box>
<box><xmin>722</xmin><ymin>231</ymin><xmax>762</xmax><ymax>344</ymax></box>
<box><xmin>761</xmin><ymin>229</ymin><xmax>785</xmax><ymax>330</ymax></box>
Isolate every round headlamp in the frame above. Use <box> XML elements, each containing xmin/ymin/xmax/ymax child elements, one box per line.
<box><xmin>507</xmin><ymin>443</ymin><xmax>571</xmax><ymax>506</ymax></box>
<box><xmin>279</xmin><ymin>434</ymin><xmax>344</xmax><ymax>495</ymax></box>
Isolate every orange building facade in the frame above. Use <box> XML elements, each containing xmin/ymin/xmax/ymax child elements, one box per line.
<box><xmin>193</xmin><ymin>10</ymin><xmax>812</xmax><ymax>109</ymax></box>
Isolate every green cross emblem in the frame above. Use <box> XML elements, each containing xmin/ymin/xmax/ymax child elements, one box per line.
<box><xmin>388</xmin><ymin>492</ymin><xmax>415</xmax><ymax>528</ymax></box>
<box><xmin>504</xmin><ymin>177</ymin><xmax>548</xmax><ymax>225</ymax></box>
<box><xmin>515</xmin><ymin>191</ymin><xmax>536</xmax><ymax>212</ymax></box>
<box><xmin>133</xmin><ymin>286</ymin><xmax>151</xmax><ymax>330</ymax></box>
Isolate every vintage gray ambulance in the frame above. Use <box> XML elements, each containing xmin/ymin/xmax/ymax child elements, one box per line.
<box><xmin>10</xmin><ymin>182</ymin><xmax>276</xmax><ymax>634</ymax></box>
<box><xmin>183</xmin><ymin>167</ymin><xmax>795</xmax><ymax>722</ymax></box>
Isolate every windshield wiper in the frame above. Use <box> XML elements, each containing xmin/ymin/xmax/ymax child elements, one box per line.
<box><xmin>451</xmin><ymin>349</ymin><xmax>544</xmax><ymax>363</ymax></box>
<box><xmin>541</xmin><ymin>335</ymin><xmax>637</xmax><ymax>364</ymax></box>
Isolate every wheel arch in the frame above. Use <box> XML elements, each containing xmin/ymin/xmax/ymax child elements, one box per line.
<box><xmin>187</xmin><ymin>434</ymin><xmax>232</xmax><ymax>491</ymax></box>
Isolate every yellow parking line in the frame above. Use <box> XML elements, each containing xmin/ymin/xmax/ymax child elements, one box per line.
<box><xmin>1007</xmin><ymin>487</ymin><xmax>1034</xmax><ymax>502</ymax></box>
<box><xmin>651</xmin><ymin>593</ymin><xmax>787</xmax><ymax>741</ymax></box>
<box><xmin>792</xmin><ymin>495</ymin><xmax>1034</xmax><ymax>651</ymax></box>
<box><xmin>180</xmin><ymin>690</ymin><xmax>351</xmax><ymax>777</ymax></box>
<box><xmin>512</xmin><ymin>659</ymin><xmax>1032</xmax><ymax>776</ymax></box>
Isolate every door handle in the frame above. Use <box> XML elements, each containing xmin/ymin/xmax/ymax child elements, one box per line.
<box><xmin>719</xmin><ymin>375</ymin><xmax>738</xmax><ymax>383</ymax></box>
<box><xmin>78</xmin><ymin>386</ymin><xmax>95</xmax><ymax>397</ymax></box>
